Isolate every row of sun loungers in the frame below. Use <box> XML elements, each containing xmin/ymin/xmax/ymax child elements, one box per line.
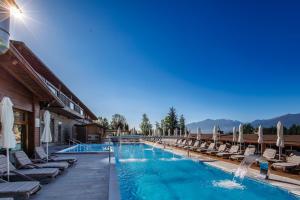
<box><xmin>0</xmin><ymin>147</ymin><xmax>77</xmax><ymax>199</ymax></box>
<box><xmin>152</xmin><ymin>138</ymin><xmax>300</xmax><ymax>173</ymax></box>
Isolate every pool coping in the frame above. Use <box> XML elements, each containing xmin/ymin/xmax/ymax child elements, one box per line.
<box><xmin>109</xmin><ymin>152</ymin><xmax>121</xmax><ymax>200</ymax></box>
<box><xmin>143</xmin><ymin>141</ymin><xmax>300</xmax><ymax>197</ymax></box>
<box><xmin>55</xmin><ymin>144</ymin><xmax>113</xmax><ymax>154</ymax></box>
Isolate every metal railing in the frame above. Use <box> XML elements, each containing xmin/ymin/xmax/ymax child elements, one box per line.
<box><xmin>68</xmin><ymin>138</ymin><xmax>82</xmax><ymax>146</ymax></box>
<box><xmin>37</xmin><ymin>74</ymin><xmax>84</xmax><ymax>116</ymax></box>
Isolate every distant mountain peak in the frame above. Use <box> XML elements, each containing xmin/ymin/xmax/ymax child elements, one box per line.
<box><xmin>187</xmin><ymin>113</ymin><xmax>300</xmax><ymax>133</ymax></box>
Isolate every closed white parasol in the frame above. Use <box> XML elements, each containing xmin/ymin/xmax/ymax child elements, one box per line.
<box><xmin>0</xmin><ymin>97</ymin><xmax>16</xmax><ymax>181</ymax></box>
<box><xmin>276</xmin><ymin>121</ymin><xmax>284</xmax><ymax>160</ymax></box>
<box><xmin>41</xmin><ymin>111</ymin><xmax>52</xmax><ymax>162</ymax></box>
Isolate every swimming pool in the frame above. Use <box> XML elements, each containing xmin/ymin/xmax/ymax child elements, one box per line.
<box><xmin>114</xmin><ymin>143</ymin><xmax>299</xmax><ymax>200</ymax></box>
<box><xmin>58</xmin><ymin>144</ymin><xmax>112</xmax><ymax>153</ymax></box>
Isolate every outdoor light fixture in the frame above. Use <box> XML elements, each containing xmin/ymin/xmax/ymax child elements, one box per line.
<box><xmin>0</xmin><ymin>0</ymin><xmax>22</xmax><ymax>54</ymax></box>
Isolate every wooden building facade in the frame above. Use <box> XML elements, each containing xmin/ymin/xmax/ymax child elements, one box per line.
<box><xmin>0</xmin><ymin>40</ymin><xmax>97</xmax><ymax>155</ymax></box>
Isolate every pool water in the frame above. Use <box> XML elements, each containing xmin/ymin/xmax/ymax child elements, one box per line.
<box><xmin>58</xmin><ymin>144</ymin><xmax>112</xmax><ymax>153</ymax></box>
<box><xmin>114</xmin><ymin>143</ymin><xmax>299</xmax><ymax>200</ymax></box>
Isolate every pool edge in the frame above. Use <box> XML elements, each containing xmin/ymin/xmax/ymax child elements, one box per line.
<box><xmin>109</xmin><ymin>152</ymin><xmax>121</xmax><ymax>200</ymax></box>
<box><xmin>143</xmin><ymin>141</ymin><xmax>300</xmax><ymax>198</ymax></box>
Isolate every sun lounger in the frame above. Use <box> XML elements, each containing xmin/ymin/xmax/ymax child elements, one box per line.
<box><xmin>206</xmin><ymin>144</ymin><xmax>227</xmax><ymax>155</ymax></box>
<box><xmin>197</xmin><ymin>143</ymin><xmax>215</xmax><ymax>153</ymax></box>
<box><xmin>14</xmin><ymin>151</ymin><xmax>69</xmax><ymax>171</ymax></box>
<box><xmin>183</xmin><ymin>140</ymin><xmax>193</xmax><ymax>149</ymax></box>
<box><xmin>0</xmin><ymin>178</ymin><xmax>41</xmax><ymax>200</ymax></box>
<box><xmin>176</xmin><ymin>139</ymin><xmax>187</xmax><ymax>147</ymax></box>
<box><xmin>195</xmin><ymin>142</ymin><xmax>207</xmax><ymax>152</ymax></box>
<box><xmin>271</xmin><ymin>154</ymin><xmax>300</xmax><ymax>172</ymax></box>
<box><xmin>170</xmin><ymin>139</ymin><xmax>182</xmax><ymax>147</ymax></box>
<box><xmin>256</xmin><ymin>148</ymin><xmax>281</xmax><ymax>163</ymax></box>
<box><xmin>230</xmin><ymin>146</ymin><xmax>256</xmax><ymax>160</ymax></box>
<box><xmin>0</xmin><ymin>155</ymin><xmax>59</xmax><ymax>182</ymax></box>
<box><xmin>188</xmin><ymin>141</ymin><xmax>200</xmax><ymax>151</ymax></box>
<box><xmin>216</xmin><ymin>145</ymin><xmax>239</xmax><ymax>158</ymax></box>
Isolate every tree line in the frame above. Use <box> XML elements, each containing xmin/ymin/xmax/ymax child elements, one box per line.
<box><xmin>237</xmin><ymin>123</ymin><xmax>300</xmax><ymax>135</ymax></box>
<box><xmin>96</xmin><ymin>114</ymin><xmax>130</xmax><ymax>132</ymax></box>
<box><xmin>140</xmin><ymin>107</ymin><xmax>187</xmax><ymax>135</ymax></box>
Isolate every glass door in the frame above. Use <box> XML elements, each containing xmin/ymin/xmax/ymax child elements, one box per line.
<box><xmin>13</xmin><ymin>109</ymin><xmax>28</xmax><ymax>151</ymax></box>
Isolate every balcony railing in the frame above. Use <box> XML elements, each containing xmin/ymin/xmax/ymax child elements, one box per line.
<box><xmin>38</xmin><ymin>74</ymin><xmax>84</xmax><ymax>116</ymax></box>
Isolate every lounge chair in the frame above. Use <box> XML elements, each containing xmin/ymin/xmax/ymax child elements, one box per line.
<box><xmin>0</xmin><ymin>178</ymin><xmax>41</xmax><ymax>200</ymax></box>
<box><xmin>14</xmin><ymin>151</ymin><xmax>69</xmax><ymax>171</ymax></box>
<box><xmin>176</xmin><ymin>139</ymin><xmax>187</xmax><ymax>147</ymax></box>
<box><xmin>188</xmin><ymin>140</ymin><xmax>200</xmax><ymax>151</ymax></box>
<box><xmin>183</xmin><ymin>140</ymin><xmax>193</xmax><ymax>149</ymax></box>
<box><xmin>0</xmin><ymin>155</ymin><xmax>59</xmax><ymax>182</ymax></box>
<box><xmin>271</xmin><ymin>154</ymin><xmax>300</xmax><ymax>172</ymax></box>
<box><xmin>179</xmin><ymin>140</ymin><xmax>189</xmax><ymax>148</ymax></box>
<box><xmin>206</xmin><ymin>144</ymin><xmax>227</xmax><ymax>155</ymax></box>
<box><xmin>230</xmin><ymin>146</ymin><xmax>256</xmax><ymax>160</ymax></box>
<box><xmin>257</xmin><ymin>148</ymin><xmax>280</xmax><ymax>163</ymax></box>
<box><xmin>197</xmin><ymin>143</ymin><xmax>215</xmax><ymax>153</ymax></box>
<box><xmin>195</xmin><ymin>142</ymin><xmax>207</xmax><ymax>152</ymax></box>
<box><xmin>216</xmin><ymin>145</ymin><xmax>239</xmax><ymax>158</ymax></box>
<box><xmin>170</xmin><ymin>139</ymin><xmax>181</xmax><ymax>147</ymax></box>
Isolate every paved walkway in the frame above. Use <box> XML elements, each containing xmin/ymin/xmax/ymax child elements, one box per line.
<box><xmin>32</xmin><ymin>154</ymin><xmax>110</xmax><ymax>200</ymax></box>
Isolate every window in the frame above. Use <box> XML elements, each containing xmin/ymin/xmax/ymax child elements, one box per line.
<box><xmin>13</xmin><ymin>109</ymin><xmax>28</xmax><ymax>151</ymax></box>
<box><xmin>70</xmin><ymin>102</ymin><xmax>74</xmax><ymax>110</ymax></box>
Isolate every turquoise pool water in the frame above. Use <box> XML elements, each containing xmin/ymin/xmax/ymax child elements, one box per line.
<box><xmin>58</xmin><ymin>144</ymin><xmax>111</xmax><ymax>153</ymax></box>
<box><xmin>114</xmin><ymin>143</ymin><xmax>299</xmax><ymax>200</ymax></box>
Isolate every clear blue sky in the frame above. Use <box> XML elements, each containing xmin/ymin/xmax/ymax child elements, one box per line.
<box><xmin>12</xmin><ymin>0</ymin><xmax>300</xmax><ymax>128</ymax></box>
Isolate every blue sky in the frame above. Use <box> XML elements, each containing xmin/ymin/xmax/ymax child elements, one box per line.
<box><xmin>11</xmin><ymin>0</ymin><xmax>300</xmax><ymax>128</ymax></box>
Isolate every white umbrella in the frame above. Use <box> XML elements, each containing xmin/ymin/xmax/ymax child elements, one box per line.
<box><xmin>184</xmin><ymin>128</ymin><xmax>187</xmax><ymax>138</ymax></box>
<box><xmin>238</xmin><ymin>124</ymin><xmax>244</xmax><ymax>150</ymax></box>
<box><xmin>197</xmin><ymin>127</ymin><xmax>202</xmax><ymax>140</ymax></box>
<box><xmin>180</xmin><ymin>128</ymin><xmax>182</xmax><ymax>137</ymax></box>
<box><xmin>0</xmin><ymin>97</ymin><xmax>16</xmax><ymax>181</ymax></box>
<box><xmin>232</xmin><ymin>127</ymin><xmax>237</xmax><ymax>144</ymax></box>
<box><xmin>168</xmin><ymin>129</ymin><xmax>171</xmax><ymax>137</ymax></box>
<box><xmin>41</xmin><ymin>111</ymin><xmax>52</xmax><ymax>162</ymax></box>
<box><xmin>117</xmin><ymin>127</ymin><xmax>121</xmax><ymax>136</ymax></box>
<box><xmin>212</xmin><ymin>125</ymin><xmax>218</xmax><ymax>143</ymax></box>
<box><xmin>257</xmin><ymin>125</ymin><xmax>263</xmax><ymax>154</ymax></box>
<box><xmin>276</xmin><ymin>121</ymin><xmax>284</xmax><ymax>160</ymax></box>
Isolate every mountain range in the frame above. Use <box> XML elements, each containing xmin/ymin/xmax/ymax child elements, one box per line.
<box><xmin>186</xmin><ymin>113</ymin><xmax>300</xmax><ymax>133</ymax></box>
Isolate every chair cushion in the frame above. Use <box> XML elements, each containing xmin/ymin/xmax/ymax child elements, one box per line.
<box><xmin>0</xmin><ymin>181</ymin><xmax>40</xmax><ymax>193</ymax></box>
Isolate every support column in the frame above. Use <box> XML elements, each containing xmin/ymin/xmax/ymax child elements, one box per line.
<box><xmin>28</xmin><ymin>97</ymin><xmax>40</xmax><ymax>156</ymax></box>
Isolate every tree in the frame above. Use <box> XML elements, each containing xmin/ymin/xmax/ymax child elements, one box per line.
<box><xmin>288</xmin><ymin>124</ymin><xmax>300</xmax><ymax>135</ymax></box>
<box><xmin>110</xmin><ymin>114</ymin><xmax>127</xmax><ymax>130</ymax></box>
<box><xmin>140</xmin><ymin>114</ymin><xmax>152</xmax><ymax>135</ymax></box>
<box><xmin>243</xmin><ymin>123</ymin><xmax>254</xmax><ymax>134</ymax></box>
<box><xmin>124</xmin><ymin>123</ymin><xmax>129</xmax><ymax>131</ymax></box>
<box><xmin>155</xmin><ymin>122</ymin><xmax>161</xmax><ymax>135</ymax></box>
<box><xmin>96</xmin><ymin>117</ymin><xmax>109</xmax><ymax>131</ymax></box>
<box><xmin>163</xmin><ymin>107</ymin><xmax>178</xmax><ymax>135</ymax></box>
<box><xmin>179</xmin><ymin>115</ymin><xmax>185</xmax><ymax>132</ymax></box>
<box><xmin>263</xmin><ymin>126</ymin><xmax>277</xmax><ymax>135</ymax></box>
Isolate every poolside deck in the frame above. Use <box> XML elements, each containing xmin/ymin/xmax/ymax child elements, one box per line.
<box><xmin>31</xmin><ymin>153</ymin><xmax>110</xmax><ymax>200</ymax></box>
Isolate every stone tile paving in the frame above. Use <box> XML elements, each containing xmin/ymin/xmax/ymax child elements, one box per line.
<box><xmin>32</xmin><ymin>153</ymin><xmax>110</xmax><ymax>200</ymax></box>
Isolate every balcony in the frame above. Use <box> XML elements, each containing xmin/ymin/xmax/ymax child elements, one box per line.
<box><xmin>38</xmin><ymin>74</ymin><xmax>84</xmax><ymax>116</ymax></box>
